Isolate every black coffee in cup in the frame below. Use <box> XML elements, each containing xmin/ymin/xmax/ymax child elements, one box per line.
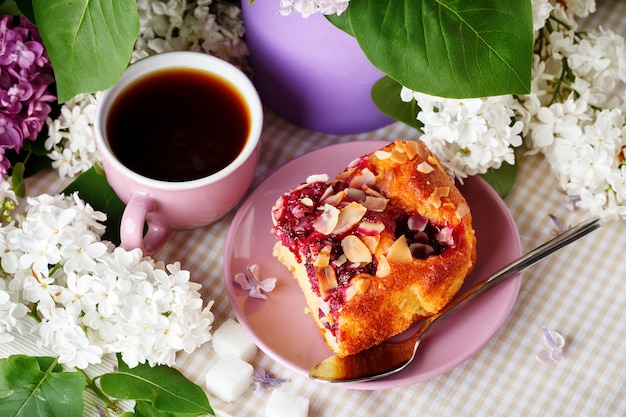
<box><xmin>106</xmin><ymin>67</ymin><xmax>250</xmax><ymax>182</ymax></box>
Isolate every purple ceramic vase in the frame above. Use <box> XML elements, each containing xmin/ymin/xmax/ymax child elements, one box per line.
<box><xmin>241</xmin><ymin>2</ymin><xmax>393</xmax><ymax>135</ymax></box>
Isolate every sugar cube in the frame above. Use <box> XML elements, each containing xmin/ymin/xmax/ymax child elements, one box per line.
<box><xmin>205</xmin><ymin>356</ymin><xmax>253</xmax><ymax>403</ymax></box>
<box><xmin>212</xmin><ymin>318</ymin><xmax>258</xmax><ymax>361</ymax></box>
<box><xmin>265</xmin><ymin>389</ymin><xmax>310</xmax><ymax>417</ymax></box>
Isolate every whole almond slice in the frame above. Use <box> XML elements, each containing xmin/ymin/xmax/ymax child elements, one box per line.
<box><xmin>417</xmin><ymin>161</ymin><xmax>434</xmax><ymax>174</ymax></box>
<box><xmin>341</xmin><ymin>235</ymin><xmax>373</xmax><ymax>263</ymax></box>
<box><xmin>386</xmin><ymin>235</ymin><xmax>413</xmax><ymax>263</ymax></box>
<box><xmin>313</xmin><ymin>204</ymin><xmax>340</xmax><ymax>235</ymax></box>
<box><xmin>345</xmin><ymin>188</ymin><xmax>366</xmax><ymax>202</ymax></box>
<box><xmin>349</xmin><ymin>168</ymin><xmax>376</xmax><ymax>189</ymax></box>
<box><xmin>322</xmin><ymin>189</ymin><xmax>347</xmax><ymax>207</ymax></box>
<box><xmin>357</xmin><ymin>221</ymin><xmax>385</xmax><ymax>236</ymax></box>
<box><xmin>306</xmin><ymin>173</ymin><xmax>329</xmax><ymax>184</ymax></box>
<box><xmin>405</xmin><ymin>141</ymin><xmax>420</xmax><ymax>160</ymax></box>
<box><xmin>332</xmin><ymin>202</ymin><xmax>367</xmax><ymax>235</ymax></box>
<box><xmin>313</xmin><ymin>244</ymin><xmax>333</xmax><ymax>267</ymax></box>
<box><xmin>428</xmin><ymin>186</ymin><xmax>450</xmax><ymax>209</ymax></box>
<box><xmin>373</xmin><ymin>150</ymin><xmax>392</xmax><ymax>160</ymax></box>
<box><xmin>363</xmin><ymin>195</ymin><xmax>388</xmax><ymax>212</ymax></box>
<box><xmin>316</xmin><ymin>265</ymin><xmax>338</xmax><ymax>299</ymax></box>
<box><xmin>361</xmin><ymin>234</ymin><xmax>380</xmax><ymax>253</ymax></box>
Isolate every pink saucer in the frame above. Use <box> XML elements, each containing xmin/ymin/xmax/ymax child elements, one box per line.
<box><xmin>223</xmin><ymin>141</ymin><xmax>521</xmax><ymax>390</ymax></box>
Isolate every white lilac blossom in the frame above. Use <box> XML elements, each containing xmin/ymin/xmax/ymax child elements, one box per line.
<box><xmin>515</xmin><ymin>1</ymin><xmax>626</xmax><ymax>221</ymax></box>
<box><xmin>400</xmin><ymin>90</ymin><xmax>523</xmax><ymax>181</ymax></box>
<box><xmin>278</xmin><ymin>0</ymin><xmax>350</xmax><ymax>17</ymax></box>
<box><xmin>44</xmin><ymin>92</ymin><xmax>100</xmax><ymax>178</ymax></box>
<box><xmin>45</xmin><ymin>0</ymin><xmax>249</xmax><ymax>179</ymax></box>
<box><xmin>536</xmin><ymin>326</ymin><xmax>565</xmax><ymax>364</ymax></box>
<box><xmin>234</xmin><ymin>264</ymin><xmax>277</xmax><ymax>299</ymax></box>
<box><xmin>0</xmin><ymin>190</ymin><xmax>214</xmax><ymax>369</ymax></box>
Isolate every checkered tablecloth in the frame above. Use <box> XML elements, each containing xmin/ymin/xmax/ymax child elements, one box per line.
<box><xmin>3</xmin><ymin>2</ymin><xmax>626</xmax><ymax>416</ymax></box>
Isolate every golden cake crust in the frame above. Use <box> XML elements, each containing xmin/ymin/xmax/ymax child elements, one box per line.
<box><xmin>271</xmin><ymin>140</ymin><xmax>477</xmax><ymax>357</ymax></box>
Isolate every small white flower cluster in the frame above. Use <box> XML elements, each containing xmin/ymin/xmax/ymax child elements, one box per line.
<box><xmin>44</xmin><ymin>92</ymin><xmax>100</xmax><ymax>178</ymax></box>
<box><xmin>45</xmin><ymin>0</ymin><xmax>248</xmax><ymax>179</ymax></box>
<box><xmin>400</xmin><ymin>90</ymin><xmax>523</xmax><ymax>180</ymax></box>
<box><xmin>0</xmin><ymin>191</ymin><xmax>214</xmax><ymax>369</ymax></box>
<box><xmin>278</xmin><ymin>0</ymin><xmax>350</xmax><ymax>17</ymax></box>
<box><xmin>516</xmin><ymin>0</ymin><xmax>626</xmax><ymax>220</ymax></box>
<box><xmin>134</xmin><ymin>0</ymin><xmax>248</xmax><ymax>68</ymax></box>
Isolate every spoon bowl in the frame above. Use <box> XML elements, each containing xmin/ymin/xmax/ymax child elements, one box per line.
<box><xmin>309</xmin><ymin>216</ymin><xmax>602</xmax><ymax>383</ymax></box>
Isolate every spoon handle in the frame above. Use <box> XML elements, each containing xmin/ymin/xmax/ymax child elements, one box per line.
<box><xmin>417</xmin><ymin>216</ymin><xmax>602</xmax><ymax>340</ymax></box>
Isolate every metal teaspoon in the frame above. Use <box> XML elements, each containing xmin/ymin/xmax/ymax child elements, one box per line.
<box><xmin>309</xmin><ymin>216</ymin><xmax>602</xmax><ymax>383</ymax></box>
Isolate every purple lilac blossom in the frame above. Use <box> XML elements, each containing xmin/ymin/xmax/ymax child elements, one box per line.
<box><xmin>0</xmin><ymin>14</ymin><xmax>56</xmax><ymax>175</ymax></box>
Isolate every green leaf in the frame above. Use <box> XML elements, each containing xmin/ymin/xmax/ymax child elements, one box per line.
<box><xmin>0</xmin><ymin>0</ymin><xmax>23</xmax><ymax>16</ymax></box>
<box><xmin>135</xmin><ymin>399</ymin><xmax>204</xmax><ymax>417</ymax></box>
<box><xmin>10</xmin><ymin>162</ymin><xmax>26</xmax><ymax>199</ymax></box>
<box><xmin>99</xmin><ymin>359</ymin><xmax>214</xmax><ymax>416</ymax></box>
<box><xmin>326</xmin><ymin>9</ymin><xmax>354</xmax><ymax>36</ymax></box>
<box><xmin>63</xmin><ymin>165</ymin><xmax>125</xmax><ymax>245</ymax></box>
<box><xmin>31</xmin><ymin>0</ymin><xmax>139</xmax><ymax>102</ymax></box>
<box><xmin>0</xmin><ymin>355</ymin><xmax>85</xmax><ymax>417</ymax></box>
<box><xmin>479</xmin><ymin>161</ymin><xmax>517</xmax><ymax>198</ymax></box>
<box><xmin>371</xmin><ymin>76</ymin><xmax>422</xmax><ymax>130</ymax></box>
<box><xmin>348</xmin><ymin>0</ymin><xmax>533</xmax><ymax>98</ymax></box>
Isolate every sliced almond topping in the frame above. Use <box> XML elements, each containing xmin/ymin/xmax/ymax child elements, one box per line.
<box><xmin>313</xmin><ymin>204</ymin><xmax>340</xmax><ymax>235</ymax></box>
<box><xmin>375</xmin><ymin>254</ymin><xmax>391</xmax><ymax>277</ymax></box>
<box><xmin>356</xmin><ymin>278</ymin><xmax>371</xmax><ymax>293</ymax></box>
<box><xmin>346</xmin><ymin>157</ymin><xmax>361</xmax><ymax>169</ymax></box>
<box><xmin>374</xmin><ymin>150</ymin><xmax>392</xmax><ymax>160</ymax></box>
<box><xmin>357</xmin><ymin>221</ymin><xmax>385</xmax><ymax>236</ymax></box>
<box><xmin>427</xmin><ymin>155</ymin><xmax>438</xmax><ymax>166</ymax></box>
<box><xmin>364</xmin><ymin>186</ymin><xmax>384</xmax><ymax>197</ymax></box>
<box><xmin>386</xmin><ymin>235</ymin><xmax>413</xmax><ymax>263</ymax></box>
<box><xmin>391</xmin><ymin>149</ymin><xmax>409</xmax><ymax>164</ymax></box>
<box><xmin>363</xmin><ymin>196</ymin><xmax>388</xmax><ymax>212</ymax></box>
<box><xmin>319</xmin><ymin>185</ymin><xmax>334</xmax><ymax>202</ymax></box>
<box><xmin>306</xmin><ymin>173</ymin><xmax>329</xmax><ymax>184</ymax></box>
<box><xmin>333</xmin><ymin>254</ymin><xmax>347</xmax><ymax>267</ymax></box>
<box><xmin>322</xmin><ymin>189</ymin><xmax>347</xmax><ymax>207</ymax></box>
<box><xmin>417</xmin><ymin>161</ymin><xmax>434</xmax><ymax>174</ymax></box>
<box><xmin>345</xmin><ymin>187</ymin><xmax>366</xmax><ymax>202</ymax></box>
<box><xmin>360</xmin><ymin>234</ymin><xmax>380</xmax><ymax>253</ymax></box>
<box><xmin>313</xmin><ymin>244</ymin><xmax>333</xmax><ymax>267</ymax></box>
<box><xmin>428</xmin><ymin>186</ymin><xmax>450</xmax><ymax>209</ymax></box>
<box><xmin>393</xmin><ymin>139</ymin><xmax>406</xmax><ymax>153</ymax></box>
<box><xmin>332</xmin><ymin>202</ymin><xmax>367</xmax><ymax>235</ymax></box>
<box><xmin>335</xmin><ymin>168</ymin><xmax>353</xmax><ymax>180</ymax></box>
<box><xmin>405</xmin><ymin>141</ymin><xmax>420</xmax><ymax>160</ymax></box>
<box><xmin>316</xmin><ymin>266</ymin><xmax>338</xmax><ymax>299</ymax></box>
<box><xmin>341</xmin><ymin>235</ymin><xmax>373</xmax><ymax>263</ymax></box>
<box><xmin>455</xmin><ymin>202</ymin><xmax>470</xmax><ymax>219</ymax></box>
<box><xmin>345</xmin><ymin>277</ymin><xmax>372</xmax><ymax>301</ymax></box>
<box><xmin>300</xmin><ymin>197</ymin><xmax>314</xmax><ymax>207</ymax></box>
<box><xmin>349</xmin><ymin>168</ymin><xmax>376</xmax><ymax>189</ymax></box>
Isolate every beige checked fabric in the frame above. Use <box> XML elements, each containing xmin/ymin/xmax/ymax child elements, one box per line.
<box><xmin>3</xmin><ymin>2</ymin><xmax>626</xmax><ymax>416</ymax></box>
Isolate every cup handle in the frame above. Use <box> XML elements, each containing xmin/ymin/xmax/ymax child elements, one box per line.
<box><xmin>120</xmin><ymin>192</ymin><xmax>172</xmax><ymax>256</ymax></box>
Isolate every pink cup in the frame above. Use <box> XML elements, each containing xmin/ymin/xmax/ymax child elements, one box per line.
<box><xmin>94</xmin><ymin>52</ymin><xmax>263</xmax><ymax>255</ymax></box>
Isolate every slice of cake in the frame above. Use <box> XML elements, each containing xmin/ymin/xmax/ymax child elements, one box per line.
<box><xmin>270</xmin><ymin>140</ymin><xmax>477</xmax><ymax>357</ymax></box>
